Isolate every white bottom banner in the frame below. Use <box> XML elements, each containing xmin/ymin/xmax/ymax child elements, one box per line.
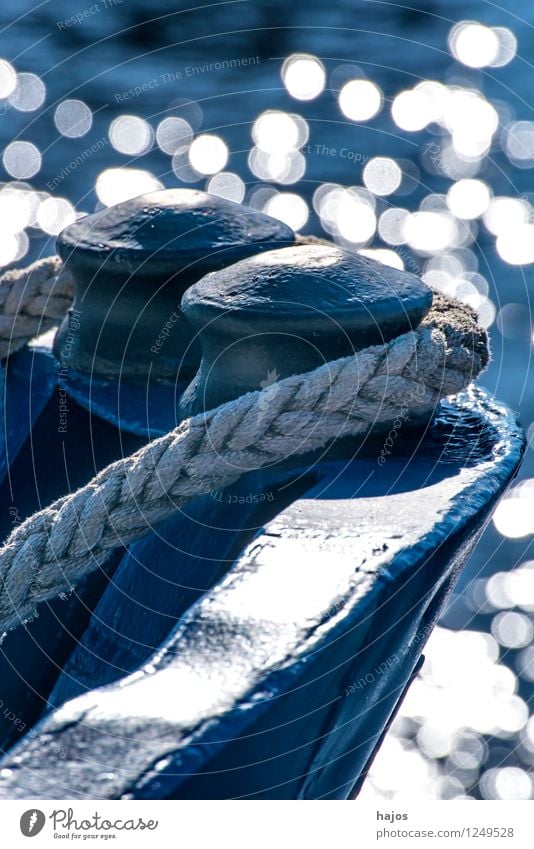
<box><xmin>0</xmin><ymin>800</ymin><xmax>532</xmax><ymax>847</ymax></box>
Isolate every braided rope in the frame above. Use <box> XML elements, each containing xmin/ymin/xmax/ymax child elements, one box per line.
<box><xmin>0</xmin><ymin>256</ymin><xmax>73</xmax><ymax>359</ymax></box>
<box><xmin>0</xmin><ymin>265</ymin><xmax>488</xmax><ymax>632</ymax></box>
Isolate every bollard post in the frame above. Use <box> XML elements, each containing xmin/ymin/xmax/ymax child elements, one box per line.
<box><xmin>0</xmin><ymin>190</ymin><xmax>294</xmax><ymax>751</ymax></box>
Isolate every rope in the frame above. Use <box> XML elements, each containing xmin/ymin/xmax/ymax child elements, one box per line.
<box><xmin>0</xmin><ymin>255</ymin><xmax>488</xmax><ymax>633</ymax></box>
<box><xmin>0</xmin><ymin>256</ymin><xmax>73</xmax><ymax>359</ymax></box>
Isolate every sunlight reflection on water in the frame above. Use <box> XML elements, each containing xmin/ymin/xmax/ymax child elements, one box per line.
<box><xmin>0</xmin><ymin>6</ymin><xmax>533</xmax><ymax>800</ymax></box>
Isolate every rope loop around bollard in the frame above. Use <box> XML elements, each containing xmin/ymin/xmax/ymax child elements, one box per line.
<box><xmin>0</xmin><ymin>256</ymin><xmax>489</xmax><ymax>633</ymax></box>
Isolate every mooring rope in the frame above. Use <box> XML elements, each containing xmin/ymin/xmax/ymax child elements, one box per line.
<box><xmin>0</xmin><ymin>257</ymin><xmax>489</xmax><ymax>633</ymax></box>
<box><xmin>0</xmin><ymin>256</ymin><xmax>73</xmax><ymax>359</ymax></box>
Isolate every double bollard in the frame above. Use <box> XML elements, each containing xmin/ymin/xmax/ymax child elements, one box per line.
<box><xmin>0</xmin><ymin>189</ymin><xmax>525</xmax><ymax>799</ymax></box>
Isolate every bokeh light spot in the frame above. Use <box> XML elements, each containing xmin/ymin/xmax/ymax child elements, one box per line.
<box><xmin>156</xmin><ymin>117</ymin><xmax>193</xmax><ymax>155</ymax></box>
<box><xmin>363</xmin><ymin>157</ymin><xmax>402</xmax><ymax>196</ymax></box>
<box><xmin>36</xmin><ymin>197</ymin><xmax>76</xmax><ymax>235</ymax></box>
<box><xmin>95</xmin><ymin>168</ymin><xmax>163</xmax><ymax>206</ymax></box>
<box><xmin>9</xmin><ymin>72</ymin><xmax>45</xmax><ymax>112</ymax></box>
<box><xmin>0</xmin><ymin>59</ymin><xmax>16</xmax><ymax>98</ymax></box>
<box><xmin>207</xmin><ymin>172</ymin><xmax>245</xmax><ymax>203</ymax></box>
<box><xmin>109</xmin><ymin>115</ymin><xmax>153</xmax><ymax>155</ymax></box>
<box><xmin>264</xmin><ymin>192</ymin><xmax>308</xmax><ymax>230</ymax></box>
<box><xmin>188</xmin><ymin>134</ymin><xmax>228</xmax><ymax>175</ymax></box>
<box><xmin>447</xmin><ymin>179</ymin><xmax>491</xmax><ymax>219</ymax></box>
<box><xmin>282</xmin><ymin>54</ymin><xmax>326</xmax><ymax>101</ymax></box>
<box><xmin>54</xmin><ymin>100</ymin><xmax>93</xmax><ymax>138</ymax></box>
<box><xmin>252</xmin><ymin>110</ymin><xmax>308</xmax><ymax>153</ymax></box>
<box><xmin>449</xmin><ymin>22</ymin><xmax>501</xmax><ymax>69</ymax></box>
<box><xmin>2</xmin><ymin>141</ymin><xmax>41</xmax><ymax>179</ymax></box>
<box><xmin>339</xmin><ymin>79</ymin><xmax>382</xmax><ymax>122</ymax></box>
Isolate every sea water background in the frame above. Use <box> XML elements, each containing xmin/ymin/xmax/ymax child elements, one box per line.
<box><xmin>1</xmin><ymin>0</ymin><xmax>534</xmax><ymax>800</ymax></box>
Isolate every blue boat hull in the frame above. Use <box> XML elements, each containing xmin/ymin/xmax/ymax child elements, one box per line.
<box><xmin>0</xmin><ymin>388</ymin><xmax>524</xmax><ymax>799</ymax></box>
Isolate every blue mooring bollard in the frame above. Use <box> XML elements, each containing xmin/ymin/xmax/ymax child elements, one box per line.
<box><xmin>0</xmin><ymin>189</ymin><xmax>294</xmax><ymax>751</ymax></box>
<box><xmin>0</xmin><ymin>191</ymin><xmax>525</xmax><ymax>800</ymax></box>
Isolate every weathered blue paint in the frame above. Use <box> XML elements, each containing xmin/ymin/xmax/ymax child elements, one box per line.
<box><xmin>0</xmin><ymin>387</ymin><xmax>523</xmax><ymax>799</ymax></box>
<box><xmin>59</xmin><ymin>367</ymin><xmax>187</xmax><ymax>437</ymax></box>
<box><xmin>46</xmin><ymin>469</ymin><xmax>316</xmax><ymax>708</ymax></box>
<box><xmin>0</xmin><ymin>346</ymin><xmax>57</xmax><ymax>485</ymax></box>
<box><xmin>0</xmin><ymin>191</ymin><xmax>297</xmax><ymax>750</ymax></box>
<box><xmin>55</xmin><ymin>189</ymin><xmax>295</xmax><ymax>381</ymax></box>
<box><xmin>179</xmin><ymin>243</ymin><xmax>433</xmax><ymax>415</ymax></box>
<box><xmin>0</xmin><ymin>342</ymin><xmax>148</xmax><ymax>752</ymax></box>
